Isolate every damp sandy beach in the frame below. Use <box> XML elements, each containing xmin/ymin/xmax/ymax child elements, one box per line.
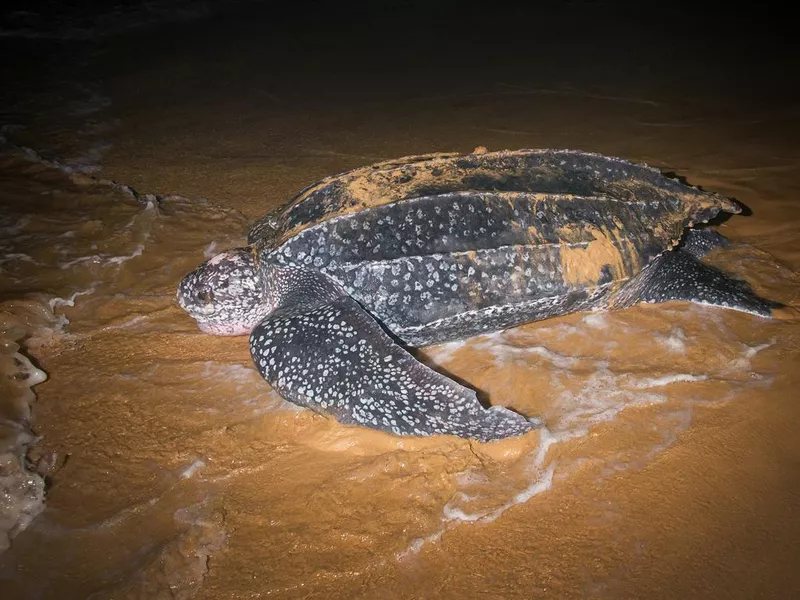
<box><xmin>1</xmin><ymin>3</ymin><xmax>799</xmax><ymax>598</ymax></box>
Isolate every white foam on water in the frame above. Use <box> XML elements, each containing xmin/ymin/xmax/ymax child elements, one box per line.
<box><xmin>477</xmin><ymin>465</ymin><xmax>556</xmax><ymax>524</ymax></box>
<box><xmin>180</xmin><ymin>459</ymin><xmax>207</xmax><ymax>479</ymax></box>
<box><xmin>444</xmin><ymin>431</ymin><xmax>563</xmax><ymax>526</ymax></box>
<box><xmin>48</xmin><ymin>286</ymin><xmax>98</xmax><ymax>310</ymax></box>
<box><xmin>398</xmin><ymin>530</ymin><xmax>444</xmax><ymax>560</ymax></box>
<box><xmin>0</xmin><ymin>299</ymin><xmax>65</xmax><ymax>552</ymax></box>
<box><xmin>624</xmin><ymin>373</ymin><xmax>708</xmax><ymax>389</ymax></box>
<box><xmin>655</xmin><ymin>327</ymin><xmax>686</xmax><ymax>353</ymax></box>
<box><xmin>0</xmin><ymin>447</ymin><xmax>45</xmax><ymax>553</ymax></box>
<box><xmin>725</xmin><ymin>340</ymin><xmax>775</xmax><ymax>374</ymax></box>
<box><xmin>425</xmin><ymin>339</ymin><xmax>468</xmax><ymax>364</ymax></box>
<box><xmin>744</xmin><ymin>342</ymin><xmax>773</xmax><ymax>357</ymax></box>
<box><xmin>99</xmin><ymin>314</ymin><xmax>149</xmax><ymax>332</ymax></box>
<box><xmin>401</xmin><ymin>429</ymin><xmax>571</xmax><ymax>558</ymax></box>
<box><xmin>581</xmin><ymin>312</ymin><xmax>609</xmax><ymax>329</ymax></box>
<box><xmin>400</xmin><ymin>310</ymin><xmax>775</xmax><ymax>557</ymax></box>
<box><xmin>106</xmin><ymin>243</ymin><xmax>145</xmax><ymax>265</ymax></box>
<box><xmin>551</xmin><ymin>363</ymin><xmax>668</xmax><ymax>430</ymax></box>
<box><xmin>472</xmin><ymin>331</ymin><xmax>579</xmax><ymax>369</ymax></box>
<box><xmin>59</xmin><ymin>243</ymin><xmax>146</xmax><ymax>269</ymax></box>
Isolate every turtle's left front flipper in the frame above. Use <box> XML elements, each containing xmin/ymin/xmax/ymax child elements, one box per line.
<box><xmin>250</xmin><ymin>272</ymin><xmax>536</xmax><ymax>442</ymax></box>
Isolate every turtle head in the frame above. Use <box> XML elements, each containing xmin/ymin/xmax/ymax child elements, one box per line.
<box><xmin>177</xmin><ymin>247</ymin><xmax>268</xmax><ymax>336</ymax></box>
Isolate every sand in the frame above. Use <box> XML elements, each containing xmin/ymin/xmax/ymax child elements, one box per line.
<box><xmin>1</xmin><ymin>3</ymin><xmax>798</xmax><ymax>598</ymax></box>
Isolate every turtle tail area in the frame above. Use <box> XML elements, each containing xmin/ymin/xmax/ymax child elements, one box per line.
<box><xmin>676</xmin><ymin>192</ymin><xmax>740</xmax><ymax>241</ymax></box>
<box><xmin>612</xmin><ymin>249</ymin><xmax>782</xmax><ymax>317</ymax></box>
<box><xmin>250</xmin><ymin>288</ymin><xmax>539</xmax><ymax>443</ymax></box>
<box><xmin>707</xmin><ymin>193</ymin><xmax>741</xmax><ymax>216</ymax></box>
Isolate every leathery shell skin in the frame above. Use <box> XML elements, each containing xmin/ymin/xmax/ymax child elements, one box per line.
<box><xmin>250</xmin><ymin>149</ymin><xmax>736</xmax><ymax>251</ymax></box>
<box><xmin>256</xmin><ymin>149</ymin><xmax>736</xmax><ymax>346</ymax></box>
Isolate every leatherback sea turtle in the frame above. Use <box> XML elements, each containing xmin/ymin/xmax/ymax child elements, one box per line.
<box><xmin>177</xmin><ymin>149</ymin><xmax>779</xmax><ymax>442</ymax></box>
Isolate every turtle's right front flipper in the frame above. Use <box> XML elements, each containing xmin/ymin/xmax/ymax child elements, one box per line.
<box><xmin>250</xmin><ymin>270</ymin><xmax>536</xmax><ymax>442</ymax></box>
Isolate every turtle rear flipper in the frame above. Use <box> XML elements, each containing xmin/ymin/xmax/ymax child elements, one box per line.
<box><xmin>250</xmin><ymin>275</ymin><xmax>536</xmax><ymax>442</ymax></box>
<box><xmin>614</xmin><ymin>249</ymin><xmax>782</xmax><ymax>317</ymax></box>
<box><xmin>678</xmin><ymin>228</ymin><xmax>730</xmax><ymax>260</ymax></box>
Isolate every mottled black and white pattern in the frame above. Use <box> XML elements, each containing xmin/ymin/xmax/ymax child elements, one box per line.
<box><xmin>176</xmin><ymin>148</ymin><xmax>781</xmax><ymax>443</ymax></box>
<box><xmin>678</xmin><ymin>228</ymin><xmax>730</xmax><ymax>260</ymax></box>
<box><xmin>249</xmin><ymin>277</ymin><xmax>535</xmax><ymax>442</ymax></box>
<box><xmin>265</xmin><ymin>190</ymin><xmax>675</xmax><ymax>344</ymax></box>
<box><xmin>614</xmin><ymin>250</ymin><xmax>781</xmax><ymax>316</ymax></box>
<box><xmin>177</xmin><ymin>247</ymin><xmax>268</xmax><ymax>336</ymax></box>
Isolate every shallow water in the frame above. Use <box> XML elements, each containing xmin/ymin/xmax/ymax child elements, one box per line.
<box><xmin>1</xmin><ymin>4</ymin><xmax>799</xmax><ymax>599</ymax></box>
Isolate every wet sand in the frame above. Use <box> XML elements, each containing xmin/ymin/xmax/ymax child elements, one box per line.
<box><xmin>1</xmin><ymin>3</ymin><xmax>799</xmax><ymax>598</ymax></box>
